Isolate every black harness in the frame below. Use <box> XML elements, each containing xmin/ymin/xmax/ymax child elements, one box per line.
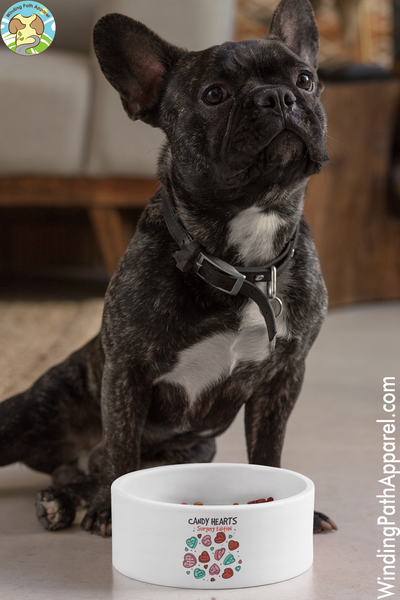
<box><xmin>162</xmin><ymin>188</ymin><xmax>299</xmax><ymax>350</ymax></box>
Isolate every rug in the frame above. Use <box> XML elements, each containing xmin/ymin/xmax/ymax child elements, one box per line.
<box><xmin>0</xmin><ymin>299</ymin><xmax>104</xmax><ymax>401</ymax></box>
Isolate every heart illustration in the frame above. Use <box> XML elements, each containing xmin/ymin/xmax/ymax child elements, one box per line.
<box><xmin>228</xmin><ymin>540</ymin><xmax>239</xmax><ymax>551</ymax></box>
<box><xmin>222</xmin><ymin>568</ymin><xmax>234</xmax><ymax>579</ymax></box>
<box><xmin>199</xmin><ymin>551</ymin><xmax>210</xmax><ymax>563</ymax></box>
<box><xmin>202</xmin><ymin>534</ymin><xmax>212</xmax><ymax>547</ymax></box>
<box><xmin>194</xmin><ymin>568</ymin><xmax>205</xmax><ymax>579</ymax></box>
<box><xmin>235</xmin><ymin>566</ymin><xmax>241</xmax><ymax>572</ymax></box>
<box><xmin>186</xmin><ymin>536</ymin><xmax>198</xmax><ymax>549</ymax></box>
<box><xmin>214</xmin><ymin>532</ymin><xmax>226</xmax><ymax>544</ymax></box>
<box><xmin>209</xmin><ymin>563</ymin><xmax>220</xmax><ymax>576</ymax></box>
<box><xmin>224</xmin><ymin>553</ymin><xmax>235</xmax><ymax>566</ymax></box>
<box><xmin>183</xmin><ymin>553</ymin><xmax>197</xmax><ymax>568</ymax></box>
<box><xmin>214</xmin><ymin>548</ymin><xmax>225</xmax><ymax>561</ymax></box>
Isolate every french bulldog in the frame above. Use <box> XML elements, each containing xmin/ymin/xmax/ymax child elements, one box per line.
<box><xmin>0</xmin><ymin>0</ymin><xmax>335</xmax><ymax>536</ymax></box>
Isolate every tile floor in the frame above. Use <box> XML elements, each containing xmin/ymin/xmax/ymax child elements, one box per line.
<box><xmin>0</xmin><ymin>301</ymin><xmax>399</xmax><ymax>599</ymax></box>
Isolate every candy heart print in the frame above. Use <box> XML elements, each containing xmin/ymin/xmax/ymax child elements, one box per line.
<box><xmin>228</xmin><ymin>540</ymin><xmax>239</xmax><ymax>551</ymax></box>
<box><xmin>222</xmin><ymin>568</ymin><xmax>234</xmax><ymax>579</ymax></box>
<box><xmin>209</xmin><ymin>563</ymin><xmax>220</xmax><ymax>575</ymax></box>
<box><xmin>199</xmin><ymin>551</ymin><xmax>210</xmax><ymax>563</ymax></box>
<box><xmin>214</xmin><ymin>548</ymin><xmax>225</xmax><ymax>561</ymax></box>
<box><xmin>214</xmin><ymin>532</ymin><xmax>226</xmax><ymax>544</ymax></box>
<box><xmin>194</xmin><ymin>568</ymin><xmax>205</xmax><ymax>579</ymax></box>
<box><xmin>183</xmin><ymin>553</ymin><xmax>196</xmax><ymax>568</ymax></box>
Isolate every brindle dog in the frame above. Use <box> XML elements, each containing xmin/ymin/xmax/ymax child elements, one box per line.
<box><xmin>0</xmin><ymin>0</ymin><xmax>336</xmax><ymax>536</ymax></box>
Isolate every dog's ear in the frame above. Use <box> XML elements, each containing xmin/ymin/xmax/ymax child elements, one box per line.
<box><xmin>267</xmin><ymin>0</ymin><xmax>319</xmax><ymax>69</ymax></box>
<box><xmin>93</xmin><ymin>13</ymin><xmax>184</xmax><ymax>126</ymax></box>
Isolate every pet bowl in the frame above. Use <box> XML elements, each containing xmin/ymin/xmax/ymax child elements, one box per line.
<box><xmin>111</xmin><ymin>463</ymin><xmax>314</xmax><ymax>589</ymax></box>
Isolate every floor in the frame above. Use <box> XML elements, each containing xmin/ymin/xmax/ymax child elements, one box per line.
<box><xmin>0</xmin><ymin>298</ymin><xmax>399</xmax><ymax>600</ymax></box>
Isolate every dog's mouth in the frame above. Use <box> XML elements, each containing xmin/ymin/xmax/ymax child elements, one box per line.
<box><xmin>220</xmin><ymin>125</ymin><xmax>330</xmax><ymax>187</ymax></box>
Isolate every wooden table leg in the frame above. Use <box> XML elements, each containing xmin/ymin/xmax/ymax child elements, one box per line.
<box><xmin>88</xmin><ymin>207</ymin><xmax>129</xmax><ymax>277</ymax></box>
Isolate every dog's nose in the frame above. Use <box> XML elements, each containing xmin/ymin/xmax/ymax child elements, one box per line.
<box><xmin>253</xmin><ymin>87</ymin><xmax>296</xmax><ymax>111</ymax></box>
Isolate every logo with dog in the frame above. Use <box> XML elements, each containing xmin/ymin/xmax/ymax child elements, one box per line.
<box><xmin>1</xmin><ymin>2</ymin><xmax>55</xmax><ymax>55</ymax></box>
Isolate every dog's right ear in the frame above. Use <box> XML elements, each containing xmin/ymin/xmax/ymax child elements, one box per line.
<box><xmin>93</xmin><ymin>13</ymin><xmax>184</xmax><ymax>126</ymax></box>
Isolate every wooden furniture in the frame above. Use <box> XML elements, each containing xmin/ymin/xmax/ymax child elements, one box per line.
<box><xmin>305</xmin><ymin>79</ymin><xmax>400</xmax><ymax>307</ymax></box>
<box><xmin>0</xmin><ymin>177</ymin><xmax>158</xmax><ymax>276</ymax></box>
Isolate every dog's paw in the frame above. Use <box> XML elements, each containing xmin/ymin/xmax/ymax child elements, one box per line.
<box><xmin>80</xmin><ymin>489</ymin><xmax>112</xmax><ymax>537</ymax></box>
<box><xmin>35</xmin><ymin>487</ymin><xmax>76</xmax><ymax>531</ymax></box>
<box><xmin>313</xmin><ymin>510</ymin><xmax>337</xmax><ymax>533</ymax></box>
<box><xmin>81</xmin><ymin>509</ymin><xmax>112</xmax><ymax>537</ymax></box>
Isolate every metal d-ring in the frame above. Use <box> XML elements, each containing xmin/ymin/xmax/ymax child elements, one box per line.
<box><xmin>272</xmin><ymin>296</ymin><xmax>283</xmax><ymax>317</ymax></box>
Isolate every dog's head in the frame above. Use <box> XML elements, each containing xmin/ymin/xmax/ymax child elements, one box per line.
<box><xmin>94</xmin><ymin>0</ymin><xmax>329</xmax><ymax>196</ymax></box>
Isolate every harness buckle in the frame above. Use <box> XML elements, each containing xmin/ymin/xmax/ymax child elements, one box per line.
<box><xmin>194</xmin><ymin>252</ymin><xmax>246</xmax><ymax>296</ymax></box>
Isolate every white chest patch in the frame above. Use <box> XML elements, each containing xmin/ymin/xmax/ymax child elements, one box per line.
<box><xmin>228</xmin><ymin>206</ymin><xmax>285</xmax><ymax>264</ymax></box>
<box><xmin>156</xmin><ymin>206</ymin><xmax>289</xmax><ymax>405</ymax></box>
<box><xmin>156</xmin><ymin>298</ymin><xmax>287</xmax><ymax>406</ymax></box>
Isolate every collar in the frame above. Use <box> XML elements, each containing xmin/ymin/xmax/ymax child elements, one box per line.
<box><xmin>161</xmin><ymin>188</ymin><xmax>299</xmax><ymax>350</ymax></box>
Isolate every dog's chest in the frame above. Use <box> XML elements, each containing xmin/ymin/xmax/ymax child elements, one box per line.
<box><xmin>157</xmin><ymin>300</ymin><xmax>270</xmax><ymax>405</ymax></box>
<box><xmin>156</xmin><ymin>208</ymin><xmax>287</xmax><ymax>405</ymax></box>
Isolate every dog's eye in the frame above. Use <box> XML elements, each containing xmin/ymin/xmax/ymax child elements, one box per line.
<box><xmin>296</xmin><ymin>73</ymin><xmax>314</xmax><ymax>92</ymax></box>
<box><xmin>204</xmin><ymin>86</ymin><xmax>228</xmax><ymax>105</ymax></box>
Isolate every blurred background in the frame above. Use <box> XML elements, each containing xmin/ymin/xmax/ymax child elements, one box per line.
<box><xmin>0</xmin><ymin>0</ymin><xmax>399</xmax><ymax>306</ymax></box>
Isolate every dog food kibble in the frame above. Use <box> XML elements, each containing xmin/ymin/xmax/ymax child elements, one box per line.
<box><xmin>182</xmin><ymin>496</ymin><xmax>274</xmax><ymax>505</ymax></box>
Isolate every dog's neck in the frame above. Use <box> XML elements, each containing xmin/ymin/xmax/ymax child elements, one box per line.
<box><xmin>161</xmin><ymin>162</ymin><xmax>307</xmax><ymax>267</ymax></box>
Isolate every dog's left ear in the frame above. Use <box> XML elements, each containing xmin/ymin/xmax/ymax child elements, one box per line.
<box><xmin>267</xmin><ymin>0</ymin><xmax>319</xmax><ymax>69</ymax></box>
<box><xmin>93</xmin><ymin>13</ymin><xmax>184</xmax><ymax>126</ymax></box>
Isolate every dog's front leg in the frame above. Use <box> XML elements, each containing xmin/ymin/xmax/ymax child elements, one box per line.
<box><xmin>81</xmin><ymin>361</ymin><xmax>151</xmax><ymax>536</ymax></box>
<box><xmin>245</xmin><ymin>360</ymin><xmax>337</xmax><ymax>532</ymax></box>
<box><xmin>244</xmin><ymin>361</ymin><xmax>305</xmax><ymax>468</ymax></box>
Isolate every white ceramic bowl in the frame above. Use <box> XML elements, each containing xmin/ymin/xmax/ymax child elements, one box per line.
<box><xmin>111</xmin><ymin>463</ymin><xmax>314</xmax><ymax>589</ymax></box>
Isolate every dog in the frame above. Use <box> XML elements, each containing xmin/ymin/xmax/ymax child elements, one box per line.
<box><xmin>0</xmin><ymin>0</ymin><xmax>336</xmax><ymax>536</ymax></box>
<box><xmin>9</xmin><ymin>14</ymin><xmax>44</xmax><ymax>53</ymax></box>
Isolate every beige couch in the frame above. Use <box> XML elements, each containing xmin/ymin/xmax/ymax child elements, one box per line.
<box><xmin>0</xmin><ymin>0</ymin><xmax>236</xmax><ymax>273</ymax></box>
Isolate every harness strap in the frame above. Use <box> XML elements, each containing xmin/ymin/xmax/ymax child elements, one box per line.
<box><xmin>162</xmin><ymin>188</ymin><xmax>298</xmax><ymax>349</ymax></box>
